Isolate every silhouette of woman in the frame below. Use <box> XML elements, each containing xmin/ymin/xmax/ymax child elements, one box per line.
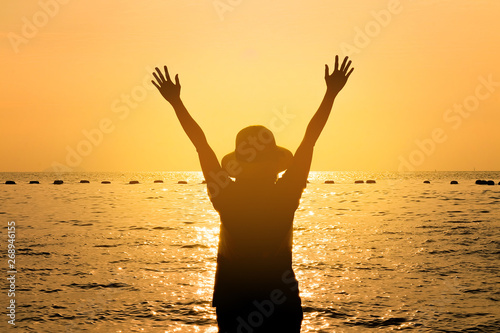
<box><xmin>152</xmin><ymin>55</ymin><xmax>354</xmax><ymax>332</ymax></box>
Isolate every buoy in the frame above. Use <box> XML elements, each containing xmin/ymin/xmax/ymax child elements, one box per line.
<box><xmin>53</xmin><ymin>180</ymin><xmax>63</xmax><ymax>185</ymax></box>
<box><xmin>354</xmin><ymin>180</ymin><xmax>364</xmax><ymax>184</ymax></box>
<box><xmin>5</xmin><ymin>181</ymin><xmax>16</xmax><ymax>185</ymax></box>
<box><xmin>423</xmin><ymin>180</ymin><xmax>430</xmax><ymax>184</ymax></box>
<box><xmin>129</xmin><ymin>180</ymin><xmax>139</xmax><ymax>184</ymax></box>
<box><xmin>450</xmin><ymin>180</ymin><xmax>458</xmax><ymax>184</ymax></box>
<box><xmin>29</xmin><ymin>181</ymin><xmax>40</xmax><ymax>184</ymax></box>
<box><xmin>487</xmin><ymin>180</ymin><xmax>495</xmax><ymax>186</ymax></box>
<box><xmin>101</xmin><ymin>181</ymin><xmax>111</xmax><ymax>184</ymax></box>
<box><xmin>154</xmin><ymin>180</ymin><xmax>164</xmax><ymax>183</ymax></box>
<box><xmin>366</xmin><ymin>180</ymin><xmax>376</xmax><ymax>184</ymax></box>
<box><xmin>178</xmin><ymin>180</ymin><xmax>188</xmax><ymax>184</ymax></box>
<box><xmin>475</xmin><ymin>180</ymin><xmax>486</xmax><ymax>185</ymax></box>
<box><xmin>80</xmin><ymin>180</ymin><xmax>90</xmax><ymax>183</ymax></box>
<box><xmin>324</xmin><ymin>180</ymin><xmax>335</xmax><ymax>184</ymax></box>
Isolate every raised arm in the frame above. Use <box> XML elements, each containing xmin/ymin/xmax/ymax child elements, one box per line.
<box><xmin>285</xmin><ymin>56</ymin><xmax>354</xmax><ymax>180</ymax></box>
<box><xmin>302</xmin><ymin>55</ymin><xmax>353</xmax><ymax>147</ymax></box>
<box><xmin>152</xmin><ymin>66</ymin><xmax>222</xmax><ymax>181</ymax></box>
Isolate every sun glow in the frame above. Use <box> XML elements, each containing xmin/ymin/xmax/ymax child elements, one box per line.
<box><xmin>2</xmin><ymin>1</ymin><xmax>500</xmax><ymax>172</ymax></box>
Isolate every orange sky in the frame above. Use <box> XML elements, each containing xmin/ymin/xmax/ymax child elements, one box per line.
<box><xmin>1</xmin><ymin>0</ymin><xmax>499</xmax><ymax>172</ymax></box>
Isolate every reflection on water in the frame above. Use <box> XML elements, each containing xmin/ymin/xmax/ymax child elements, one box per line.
<box><xmin>0</xmin><ymin>171</ymin><xmax>499</xmax><ymax>332</ymax></box>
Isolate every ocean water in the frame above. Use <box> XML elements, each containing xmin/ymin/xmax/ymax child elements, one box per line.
<box><xmin>0</xmin><ymin>171</ymin><xmax>499</xmax><ymax>332</ymax></box>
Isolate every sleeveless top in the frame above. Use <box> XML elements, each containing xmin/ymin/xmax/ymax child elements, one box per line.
<box><xmin>208</xmin><ymin>172</ymin><xmax>306</xmax><ymax>307</ymax></box>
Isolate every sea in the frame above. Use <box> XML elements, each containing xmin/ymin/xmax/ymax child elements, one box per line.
<box><xmin>0</xmin><ymin>171</ymin><xmax>499</xmax><ymax>332</ymax></box>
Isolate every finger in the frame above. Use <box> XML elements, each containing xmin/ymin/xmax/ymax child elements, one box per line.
<box><xmin>346</xmin><ymin>67</ymin><xmax>354</xmax><ymax>78</ymax></box>
<box><xmin>155</xmin><ymin>67</ymin><xmax>165</xmax><ymax>83</ymax></box>
<box><xmin>152</xmin><ymin>72</ymin><xmax>162</xmax><ymax>85</ymax></box>
<box><xmin>344</xmin><ymin>60</ymin><xmax>352</xmax><ymax>73</ymax></box>
<box><xmin>152</xmin><ymin>72</ymin><xmax>162</xmax><ymax>84</ymax></box>
<box><xmin>340</xmin><ymin>56</ymin><xmax>348</xmax><ymax>71</ymax></box>
<box><xmin>325</xmin><ymin>64</ymin><xmax>329</xmax><ymax>78</ymax></box>
<box><xmin>164</xmin><ymin>65</ymin><xmax>171</xmax><ymax>82</ymax></box>
<box><xmin>151</xmin><ymin>80</ymin><xmax>160</xmax><ymax>90</ymax></box>
<box><xmin>175</xmin><ymin>74</ymin><xmax>180</xmax><ymax>86</ymax></box>
<box><xmin>335</xmin><ymin>55</ymin><xmax>339</xmax><ymax>71</ymax></box>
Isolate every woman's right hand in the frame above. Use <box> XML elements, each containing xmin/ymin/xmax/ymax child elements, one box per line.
<box><xmin>152</xmin><ymin>66</ymin><xmax>181</xmax><ymax>104</ymax></box>
<box><xmin>325</xmin><ymin>55</ymin><xmax>354</xmax><ymax>94</ymax></box>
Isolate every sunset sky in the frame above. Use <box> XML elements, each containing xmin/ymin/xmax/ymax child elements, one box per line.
<box><xmin>1</xmin><ymin>0</ymin><xmax>499</xmax><ymax>172</ymax></box>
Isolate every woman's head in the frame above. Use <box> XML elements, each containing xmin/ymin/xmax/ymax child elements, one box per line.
<box><xmin>222</xmin><ymin>125</ymin><xmax>292</xmax><ymax>181</ymax></box>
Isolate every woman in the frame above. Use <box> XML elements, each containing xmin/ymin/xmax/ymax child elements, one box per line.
<box><xmin>152</xmin><ymin>55</ymin><xmax>353</xmax><ymax>332</ymax></box>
